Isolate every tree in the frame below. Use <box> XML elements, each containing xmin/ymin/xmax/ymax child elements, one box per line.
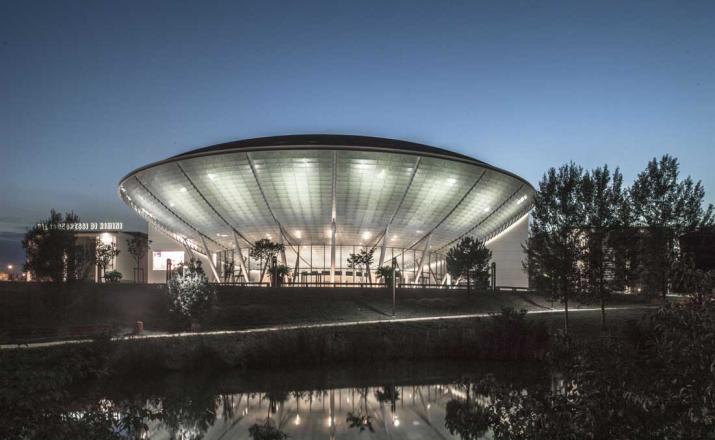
<box><xmin>524</xmin><ymin>163</ymin><xmax>585</xmax><ymax>335</ymax></box>
<box><xmin>126</xmin><ymin>235</ymin><xmax>148</xmax><ymax>282</ymax></box>
<box><xmin>249</xmin><ymin>239</ymin><xmax>285</xmax><ymax>284</ymax></box>
<box><xmin>376</xmin><ymin>265</ymin><xmax>401</xmax><ymax>288</ymax></box>
<box><xmin>359</xmin><ymin>248</ymin><xmax>375</xmax><ymax>284</ymax></box>
<box><xmin>672</xmin><ymin>253</ymin><xmax>715</xmax><ymax>304</ymax></box>
<box><xmin>95</xmin><ymin>239</ymin><xmax>120</xmax><ymax>283</ymax></box>
<box><xmin>630</xmin><ymin>155</ymin><xmax>713</xmax><ymax>298</ymax></box>
<box><xmin>22</xmin><ymin>210</ymin><xmax>81</xmax><ymax>282</ymax></box>
<box><xmin>166</xmin><ymin>258</ymin><xmax>216</xmax><ymax>327</ymax></box>
<box><xmin>267</xmin><ymin>264</ymin><xmax>291</xmax><ymax>286</ymax></box>
<box><xmin>446</xmin><ymin>236</ymin><xmax>492</xmax><ymax>291</ymax></box>
<box><xmin>580</xmin><ymin>165</ymin><xmax>626</xmax><ymax>330</ymax></box>
<box><xmin>347</xmin><ymin>248</ymin><xmax>375</xmax><ymax>284</ymax></box>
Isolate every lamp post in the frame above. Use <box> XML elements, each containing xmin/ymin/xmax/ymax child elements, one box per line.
<box><xmin>391</xmin><ymin>257</ymin><xmax>397</xmax><ymax>317</ymax></box>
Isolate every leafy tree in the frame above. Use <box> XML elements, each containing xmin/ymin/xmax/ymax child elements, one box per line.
<box><xmin>167</xmin><ymin>258</ymin><xmax>216</xmax><ymax>326</ymax></box>
<box><xmin>467</xmin><ymin>302</ymin><xmax>715</xmax><ymax>439</ymax></box>
<box><xmin>95</xmin><ymin>239</ymin><xmax>120</xmax><ymax>283</ymax></box>
<box><xmin>359</xmin><ymin>248</ymin><xmax>375</xmax><ymax>284</ymax></box>
<box><xmin>579</xmin><ymin>165</ymin><xmax>626</xmax><ymax>330</ymax></box>
<box><xmin>524</xmin><ymin>163</ymin><xmax>585</xmax><ymax>335</ymax></box>
<box><xmin>376</xmin><ymin>265</ymin><xmax>401</xmax><ymax>288</ymax></box>
<box><xmin>126</xmin><ymin>235</ymin><xmax>148</xmax><ymax>282</ymax></box>
<box><xmin>446</xmin><ymin>236</ymin><xmax>492</xmax><ymax>291</ymax></box>
<box><xmin>22</xmin><ymin>210</ymin><xmax>81</xmax><ymax>282</ymax></box>
<box><xmin>671</xmin><ymin>253</ymin><xmax>714</xmax><ymax>304</ymax></box>
<box><xmin>249</xmin><ymin>238</ymin><xmax>285</xmax><ymax>284</ymax></box>
<box><xmin>630</xmin><ymin>155</ymin><xmax>713</xmax><ymax>297</ymax></box>
<box><xmin>267</xmin><ymin>264</ymin><xmax>291</xmax><ymax>286</ymax></box>
<box><xmin>347</xmin><ymin>248</ymin><xmax>375</xmax><ymax>284</ymax></box>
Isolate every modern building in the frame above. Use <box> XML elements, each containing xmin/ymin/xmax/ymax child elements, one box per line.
<box><xmin>118</xmin><ymin>135</ymin><xmax>535</xmax><ymax>286</ymax></box>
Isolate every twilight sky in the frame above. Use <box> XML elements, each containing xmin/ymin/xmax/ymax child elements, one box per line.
<box><xmin>1</xmin><ymin>0</ymin><xmax>714</xmax><ymax>266</ymax></box>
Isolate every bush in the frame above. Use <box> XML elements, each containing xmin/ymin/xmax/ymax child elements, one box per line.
<box><xmin>103</xmin><ymin>270</ymin><xmax>122</xmax><ymax>283</ymax></box>
<box><xmin>480</xmin><ymin>307</ymin><xmax>549</xmax><ymax>360</ymax></box>
<box><xmin>167</xmin><ymin>259</ymin><xmax>216</xmax><ymax>327</ymax></box>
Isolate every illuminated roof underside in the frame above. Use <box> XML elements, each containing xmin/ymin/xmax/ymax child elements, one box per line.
<box><xmin>118</xmin><ymin>135</ymin><xmax>535</xmax><ymax>256</ymax></box>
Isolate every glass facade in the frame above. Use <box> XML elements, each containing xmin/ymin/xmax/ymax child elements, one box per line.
<box><xmin>119</xmin><ymin>138</ymin><xmax>534</xmax><ymax>284</ymax></box>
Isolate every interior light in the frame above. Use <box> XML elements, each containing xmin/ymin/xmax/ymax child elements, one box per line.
<box><xmin>362</xmin><ymin>231</ymin><xmax>371</xmax><ymax>240</ymax></box>
<box><xmin>208</xmin><ymin>173</ymin><xmax>217</xmax><ymax>181</ymax></box>
<box><xmin>179</xmin><ymin>187</ymin><xmax>187</xmax><ymax>193</ymax></box>
<box><xmin>416</xmin><ymin>230</ymin><xmax>423</xmax><ymax>234</ymax></box>
<box><xmin>169</xmin><ymin>202</ymin><xmax>175</xmax><ymax>207</ymax></box>
<box><xmin>516</xmin><ymin>195</ymin><xmax>528</xmax><ymax>204</ymax></box>
<box><xmin>484</xmin><ymin>206</ymin><xmax>491</xmax><ymax>212</ymax></box>
<box><xmin>446</xmin><ymin>177</ymin><xmax>457</xmax><ymax>185</ymax></box>
<box><xmin>295</xmin><ymin>230</ymin><xmax>302</xmax><ymax>239</ymax></box>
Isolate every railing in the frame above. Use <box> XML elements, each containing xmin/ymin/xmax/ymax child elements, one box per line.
<box><xmin>213</xmin><ymin>280</ymin><xmax>535</xmax><ymax>292</ymax></box>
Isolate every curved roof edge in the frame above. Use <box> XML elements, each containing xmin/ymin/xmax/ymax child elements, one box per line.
<box><xmin>119</xmin><ymin>134</ymin><xmax>535</xmax><ymax>191</ymax></box>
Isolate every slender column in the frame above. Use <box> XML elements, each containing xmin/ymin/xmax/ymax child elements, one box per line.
<box><xmin>232</xmin><ymin>231</ymin><xmax>250</xmax><ymax>283</ymax></box>
<box><xmin>330</xmin><ymin>152</ymin><xmax>337</xmax><ymax>283</ymax></box>
<box><xmin>182</xmin><ymin>241</ymin><xmax>195</xmax><ymax>260</ymax></box>
<box><xmin>279</xmin><ymin>234</ymin><xmax>287</xmax><ymax>266</ymax></box>
<box><xmin>378</xmin><ymin>225</ymin><xmax>389</xmax><ymax>269</ymax></box>
<box><xmin>200</xmin><ymin>235</ymin><xmax>221</xmax><ymax>282</ymax></box>
<box><xmin>413</xmin><ymin>234</ymin><xmax>431</xmax><ymax>284</ymax></box>
<box><xmin>293</xmin><ymin>245</ymin><xmax>301</xmax><ymax>283</ymax></box>
<box><xmin>330</xmin><ymin>220</ymin><xmax>336</xmax><ymax>283</ymax></box>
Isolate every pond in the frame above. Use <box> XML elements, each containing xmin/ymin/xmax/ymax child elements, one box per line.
<box><xmin>68</xmin><ymin>360</ymin><xmax>549</xmax><ymax>439</ymax></box>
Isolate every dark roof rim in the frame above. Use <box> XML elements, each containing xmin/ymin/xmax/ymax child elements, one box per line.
<box><xmin>118</xmin><ymin>134</ymin><xmax>534</xmax><ymax>191</ymax></box>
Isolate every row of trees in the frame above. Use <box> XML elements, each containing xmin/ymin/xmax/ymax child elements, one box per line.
<box><xmin>526</xmin><ymin>155</ymin><xmax>713</xmax><ymax>331</ymax></box>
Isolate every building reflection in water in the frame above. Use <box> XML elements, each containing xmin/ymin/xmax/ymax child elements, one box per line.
<box><xmin>132</xmin><ymin>384</ymin><xmax>486</xmax><ymax>439</ymax></box>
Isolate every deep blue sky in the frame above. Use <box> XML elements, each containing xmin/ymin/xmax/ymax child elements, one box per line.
<box><xmin>1</xmin><ymin>0</ymin><xmax>714</xmax><ymax>266</ymax></box>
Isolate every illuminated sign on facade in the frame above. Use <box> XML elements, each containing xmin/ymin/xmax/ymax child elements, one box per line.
<box><xmin>37</xmin><ymin>222</ymin><xmax>124</xmax><ymax>231</ymax></box>
<box><xmin>152</xmin><ymin>251</ymin><xmax>185</xmax><ymax>271</ymax></box>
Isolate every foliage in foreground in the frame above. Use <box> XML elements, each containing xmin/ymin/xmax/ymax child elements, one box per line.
<box><xmin>166</xmin><ymin>259</ymin><xmax>216</xmax><ymax>327</ymax></box>
<box><xmin>449</xmin><ymin>302</ymin><xmax>715</xmax><ymax>439</ymax></box>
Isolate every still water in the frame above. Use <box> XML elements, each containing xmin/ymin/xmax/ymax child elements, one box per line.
<box><xmin>75</xmin><ymin>361</ymin><xmax>546</xmax><ymax>439</ymax></box>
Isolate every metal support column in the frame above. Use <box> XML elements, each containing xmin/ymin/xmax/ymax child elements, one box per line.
<box><xmin>293</xmin><ymin>245</ymin><xmax>301</xmax><ymax>284</ymax></box>
<box><xmin>378</xmin><ymin>225</ymin><xmax>389</xmax><ymax>269</ymax></box>
<box><xmin>330</xmin><ymin>220</ymin><xmax>336</xmax><ymax>283</ymax></box>
<box><xmin>413</xmin><ymin>235</ymin><xmax>431</xmax><ymax>285</ymax></box>
<box><xmin>200</xmin><ymin>236</ymin><xmax>221</xmax><ymax>282</ymax></box>
<box><xmin>232</xmin><ymin>231</ymin><xmax>250</xmax><ymax>283</ymax></box>
<box><xmin>330</xmin><ymin>151</ymin><xmax>337</xmax><ymax>284</ymax></box>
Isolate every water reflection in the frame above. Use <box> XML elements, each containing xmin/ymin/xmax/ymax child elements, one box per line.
<box><xmin>70</xmin><ymin>361</ymin><xmax>544</xmax><ymax>439</ymax></box>
<box><xmin>97</xmin><ymin>384</ymin><xmax>491</xmax><ymax>439</ymax></box>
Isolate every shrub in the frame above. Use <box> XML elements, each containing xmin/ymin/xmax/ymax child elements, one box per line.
<box><xmin>103</xmin><ymin>270</ymin><xmax>122</xmax><ymax>283</ymax></box>
<box><xmin>167</xmin><ymin>259</ymin><xmax>216</xmax><ymax>327</ymax></box>
<box><xmin>480</xmin><ymin>307</ymin><xmax>549</xmax><ymax>360</ymax></box>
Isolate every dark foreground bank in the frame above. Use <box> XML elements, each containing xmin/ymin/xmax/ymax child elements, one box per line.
<box><xmin>2</xmin><ymin>303</ymin><xmax>713</xmax><ymax>440</ymax></box>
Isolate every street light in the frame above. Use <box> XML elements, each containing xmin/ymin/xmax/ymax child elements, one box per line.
<box><xmin>7</xmin><ymin>264</ymin><xmax>13</xmax><ymax>271</ymax></box>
